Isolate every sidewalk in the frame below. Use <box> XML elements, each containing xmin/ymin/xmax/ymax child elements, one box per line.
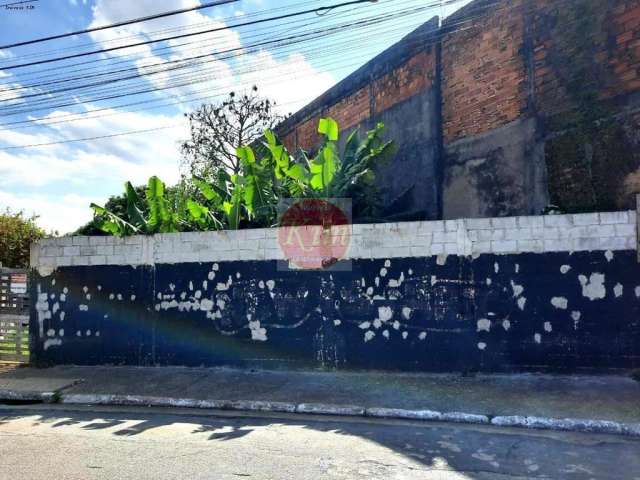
<box><xmin>1</xmin><ymin>365</ymin><xmax>639</xmax><ymax>436</ymax></box>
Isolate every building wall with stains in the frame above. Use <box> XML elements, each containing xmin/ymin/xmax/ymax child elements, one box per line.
<box><xmin>29</xmin><ymin>211</ymin><xmax>639</xmax><ymax>372</ymax></box>
<box><xmin>277</xmin><ymin>0</ymin><xmax>640</xmax><ymax>221</ymax></box>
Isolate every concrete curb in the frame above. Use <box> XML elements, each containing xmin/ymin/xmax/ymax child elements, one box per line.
<box><xmin>0</xmin><ymin>389</ymin><xmax>56</xmax><ymax>402</ymax></box>
<box><xmin>3</xmin><ymin>391</ymin><xmax>640</xmax><ymax>438</ymax></box>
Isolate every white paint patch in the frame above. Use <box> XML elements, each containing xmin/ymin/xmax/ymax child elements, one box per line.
<box><xmin>79</xmin><ymin>304</ymin><xmax>88</xmax><ymax>311</ymax></box>
<box><xmin>579</xmin><ymin>273</ymin><xmax>606</xmax><ymax>301</ymax></box>
<box><xmin>378</xmin><ymin>306</ymin><xmax>393</xmax><ymax>322</ymax></box>
<box><xmin>418</xmin><ymin>332</ymin><xmax>427</xmax><ymax>340</ymax></box>
<box><xmin>544</xmin><ymin>321</ymin><xmax>553</xmax><ymax>332</ymax></box>
<box><xmin>43</xmin><ymin>338</ymin><xmax>62</xmax><ymax>350</ymax></box>
<box><xmin>510</xmin><ymin>280</ymin><xmax>524</xmax><ymax>298</ymax></box>
<box><xmin>379</xmin><ymin>268</ymin><xmax>388</xmax><ymax>278</ymax></box>
<box><xmin>478</xmin><ymin>342</ymin><xmax>487</xmax><ymax>350</ymax></box>
<box><xmin>494</xmin><ymin>262</ymin><xmax>499</xmax><ymax>273</ymax></box>
<box><xmin>517</xmin><ymin>297</ymin><xmax>527</xmax><ymax>311</ymax></box>
<box><xmin>200</xmin><ymin>299</ymin><xmax>214</xmax><ymax>312</ymax></box>
<box><xmin>402</xmin><ymin>331</ymin><xmax>408</xmax><ymax>339</ymax></box>
<box><xmin>436</xmin><ymin>254</ymin><xmax>448</xmax><ymax>266</ymax></box>
<box><xmin>604</xmin><ymin>250</ymin><xmax>614</xmax><ymax>262</ymax></box>
<box><xmin>614</xmin><ymin>283</ymin><xmax>623</xmax><ymax>298</ymax></box>
<box><xmin>402</xmin><ymin>307</ymin><xmax>412</xmax><ymax>320</ymax></box>
<box><xmin>382</xmin><ymin>330</ymin><xmax>390</xmax><ymax>339</ymax></box>
<box><xmin>560</xmin><ymin>265</ymin><xmax>571</xmax><ymax>274</ymax></box>
<box><xmin>364</xmin><ymin>331</ymin><xmax>375</xmax><ymax>342</ymax></box>
<box><xmin>551</xmin><ymin>297</ymin><xmax>568</xmax><ymax>310</ymax></box>
<box><xmin>534</xmin><ymin>333</ymin><xmax>541</xmax><ymax>344</ymax></box>
<box><xmin>477</xmin><ymin>318</ymin><xmax>491</xmax><ymax>332</ymax></box>
<box><xmin>249</xmin><ymin>320</ymin><xmax>267</xmax><ymax>341</ymax></box>
<box><xmin>502</xmin><ymin>320</ymin><xmax>511</xmax><ymax>331</ymax></box>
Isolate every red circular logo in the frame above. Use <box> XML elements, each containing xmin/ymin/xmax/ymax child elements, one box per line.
<box><xmin>277</xmin><ymin>199</ymin><xmax>351</xmax><ymax>269</ymax></box>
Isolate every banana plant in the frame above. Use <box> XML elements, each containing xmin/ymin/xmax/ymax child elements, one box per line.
<box><xmin>90</xmin><ymin>176</ymin><xmax>185</xmax><ymax>236</ymax></box>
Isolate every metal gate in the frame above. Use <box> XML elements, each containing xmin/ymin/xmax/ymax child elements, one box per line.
<box><xmin>0</xmin><ymin>269</ymin><xmax>29</xmax><ymax>363</ymax></box>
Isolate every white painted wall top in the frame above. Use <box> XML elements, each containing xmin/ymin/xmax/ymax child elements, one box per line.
<box><xmin>31</xmin><ymin>211</ymin><xmax>637</xmax><ymax>272</ymax></box>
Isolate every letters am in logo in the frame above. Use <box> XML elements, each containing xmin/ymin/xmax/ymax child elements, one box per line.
<box><xmin>277</xmin><ymin>198</ymin><xmax>352</xmax><ymax>270</ymax></box>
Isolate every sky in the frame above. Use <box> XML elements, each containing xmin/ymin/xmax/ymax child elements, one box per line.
<box><xmin>0</xmin><ymin>0</ymin><xmax>471</xmax><ymax>234</ymax></box>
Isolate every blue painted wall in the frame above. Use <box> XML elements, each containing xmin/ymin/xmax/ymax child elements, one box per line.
<box><xmin>30</xmin><ymin>250</ymin><xmax>640</xmax><ymax>372</ymax></box>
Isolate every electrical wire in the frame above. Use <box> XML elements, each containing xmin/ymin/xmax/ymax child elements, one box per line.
<box><xmin>0</xmin><ymin>0</ymin><xmax>239</xmax><ymax>50</ymax></box>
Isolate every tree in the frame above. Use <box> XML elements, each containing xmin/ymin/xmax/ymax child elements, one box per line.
<box><xmin>181</xmin><ymin>86</ymin><xmax>283</xmax><ymax>178</ymax></box>
<box><xmin>0</xmin><ymin>208</ymin><xmax>46</xmax><ymax>268</ymax></box>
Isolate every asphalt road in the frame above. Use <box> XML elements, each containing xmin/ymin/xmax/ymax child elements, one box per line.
<box><xmin>0</xmin><ymin>405</ymin><xmax>639</xmax><ymax>479</ymax></box>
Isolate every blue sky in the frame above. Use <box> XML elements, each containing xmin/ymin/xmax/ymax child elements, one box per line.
<box><xmin>0</xmin><ymin>0</ymin><xmax>470</xmax><ymax>233</ymax></box>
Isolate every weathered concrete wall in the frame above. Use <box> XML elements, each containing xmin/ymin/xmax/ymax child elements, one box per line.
<box><xmin>30</xmin><ymin>211</ymin><xmax>640</xmax><ymax>372</ymax></box>
<box><xmin>277</xmin><ymin>18</ymin><xmax>442</xmax><ymax>221</ymax></box>
<box><xmin>277</xmin><ymin>0</ymin><xmax>640</xmax><ymax>220</ymax></box>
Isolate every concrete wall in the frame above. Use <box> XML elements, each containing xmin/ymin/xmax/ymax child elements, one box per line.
<box><xmin>276</xmin><ymin>0</ymin><xmax>640</xmax><ymax>220</ymax></box>
<box><xmin>30</xmin><ymin>211</ymin><xmax>640</xmax><ymax>372</ymax></box>
<box><xmin>277</xmin><ymin>19</ymin><xmax>442</xmax><ymax>221</ymax></box>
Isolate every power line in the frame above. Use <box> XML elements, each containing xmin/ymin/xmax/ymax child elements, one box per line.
<box><xmin>0</xmin><ymin>0</ymin><xmax>381</xmax><ymax>70</ymax></box>
<box><xmin>0</xmin><ymin>124</ymin><xmax>182</xmax><ymax>150</ymax></box>
<box><xmin>0</xmin><ymin>0</ymin><xmax>239</xmax><ymax>50</ymax></box>
<box><xmin>3</xmin><ymin>6</ymin><xmax>427</xmax><ymax>103</ymax></box>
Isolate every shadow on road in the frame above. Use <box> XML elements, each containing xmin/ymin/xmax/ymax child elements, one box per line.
<box><xmin>1</xmin><ymin>406</ymin><xmax>639</xmax><ymax>479</ymax></box>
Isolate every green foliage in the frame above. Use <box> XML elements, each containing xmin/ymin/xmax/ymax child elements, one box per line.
<box><xmin>0</xmin><ymin>208</ymin><xmax>46</xmax><ymax>268</ymax></box>
<box><xmin>90</xmin><ymin>176</ymin><xmax>189</xmax><ymax>236</ymax></box>
<box><xmin>90</xmin><ymin>117</ymin><xmax>394</xmax><ymax>235</ymax></box>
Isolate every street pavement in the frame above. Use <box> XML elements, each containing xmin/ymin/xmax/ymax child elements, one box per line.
<box><xmin>0</xmin><ymin>404</ymin><xmax>639</xmax><ymax>479</ymax></box>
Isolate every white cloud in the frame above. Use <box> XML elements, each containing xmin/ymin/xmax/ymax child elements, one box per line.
<box><xmin>0</xmin><ymin>0</ymin><xmax>337</xmax><ymax>234</ymax></box>
<box><xmin>0</xmin><ymin>190</ymin><xmax>99</xmax><ymax>234</ymax></box>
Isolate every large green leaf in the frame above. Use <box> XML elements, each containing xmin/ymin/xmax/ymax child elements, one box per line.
<box><xmin>124</xmin><ymin>181</ymin><xmax>146</xmax><ymax>229</ymax></box>
<box><xmin>318</xmin><ymin>117</ymin><xmax>339</xmax><ymax>141</ymax></box>
<box><xmin>90</xmin><ymin>203</ymin><xmax>138</xmax><ymax>236</ymax></box>
<box><xmin>146</xmin><ymin>176</ymin><xmax>172</xmax><ymax>233</ymax></box>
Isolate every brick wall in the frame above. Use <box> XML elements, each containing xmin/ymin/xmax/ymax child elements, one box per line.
<box><xmin>283</xmin><ymin>49</ymin><xmax>437</xmax><ymax>152</ymax></box>
<box><xmin>441</xmin><ymin>0</ymin><xmax>527</xmax><ymax>144</ymax></box>
<box><xmin>533</xmin><ymin>0</ymin><xmax>640</xmax><ymax>122</ymax></box>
